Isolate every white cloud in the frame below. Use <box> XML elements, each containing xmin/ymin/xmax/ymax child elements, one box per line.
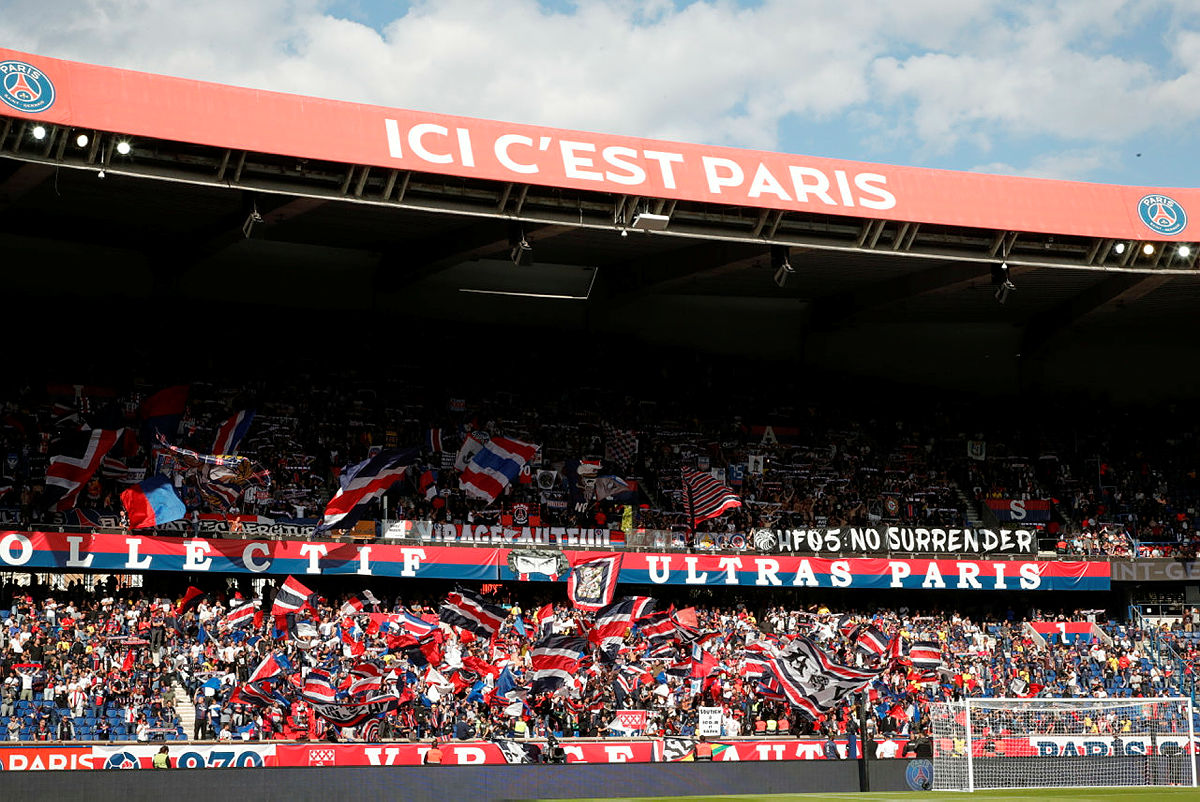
<box><xmin>971</xmin><ymin>146</ymin><xmax>1119</xmax><ymax>181</ymax></box>
<box><xmin>1</xmin><ymin>0</ymin><xmax>1199</xmax><ymax>176</ymax></box>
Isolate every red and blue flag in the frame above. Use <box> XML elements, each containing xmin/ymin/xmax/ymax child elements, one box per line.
<box><xmin>119</xmin><ymin>476</ymin><xmax>186</xmax><ymax>529</ymax></box>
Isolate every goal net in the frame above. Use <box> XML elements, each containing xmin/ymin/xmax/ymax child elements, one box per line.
<box><xmin>928</xmin><ymin>697</ymin><xmax>1196</xmax><ymax>792</ymax></box>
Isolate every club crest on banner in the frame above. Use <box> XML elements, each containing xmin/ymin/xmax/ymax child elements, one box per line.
<box><xmin>1138</xmin><ymin>194</ymin><xmax>1187</xmax><ymax>236</ymax></box>
<box><xmin>0</xmin><ymin>61</ymin><xmax>55</xmax><ymax>113</ymax></box>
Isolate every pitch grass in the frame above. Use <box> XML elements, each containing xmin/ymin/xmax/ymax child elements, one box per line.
<box><xmin>541</xmin><ymin>789</ymin><xmax>1200</xmax><ymax>802</ymax></box>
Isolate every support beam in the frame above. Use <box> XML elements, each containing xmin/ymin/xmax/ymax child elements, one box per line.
<box><xmin>1020</xmin><ymin>273</ymin><xmax>1166</xmax><ymax>355</ymax></box>
<box><xmin>810</xmin><ymin>260</ymin><xmax>992</xmax><ymax>328</ymax></box>
<box><xmin>374</xmin><ymin>221</ymin><xmax>574</xmax><ymax>293</ymax></box>
<box><xmin>599</xmin><ymin>241</ymin><xmax>767</xmax><ymax>306</ymax></box>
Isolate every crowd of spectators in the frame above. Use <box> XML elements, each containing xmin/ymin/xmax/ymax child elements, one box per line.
<box><xmin>0</xmin><ymin>574</ymin><xmax>1190</xmax><ymax>747</ymax></box>
<box><xmin>0</xmin><ymin>376</ymin><xmax>1198</xmax><ymax>557</ymax></box>
<box><xmin>0</xmin><ymin>576</ymin><xmax>187</xmax><ymax>743</ymax></box>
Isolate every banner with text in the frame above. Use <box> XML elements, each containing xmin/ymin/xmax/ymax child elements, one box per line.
<box><xmin>0</xmin><ymin>738</ymin><xmax>920</xmax><ymax>769</ymax></box>
<box><xmin>763</xmin><ymin>526</ymin><xmax>1037</xmax><ymax>556</ymax></box>
<box><xmin>985</xmin><ymin>499</ymin><xmax>1052</xmax><ymax>523</ymax></box>
<box><xmin>0</xmin><ymin>532</ymin><xmax>1108</xmax><ymax>590</ymax></box>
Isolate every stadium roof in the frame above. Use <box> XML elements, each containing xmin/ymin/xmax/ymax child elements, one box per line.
<box><xmin>2</xmin><ymin>49</ymin><xmax>1199</xmax><ymax>399</ymax></box>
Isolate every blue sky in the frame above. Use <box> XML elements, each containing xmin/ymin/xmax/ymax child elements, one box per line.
<box><xmin>4</xmin><ymin>0</ymin><xmax>1200</xmax><ymax>187</ymax></box>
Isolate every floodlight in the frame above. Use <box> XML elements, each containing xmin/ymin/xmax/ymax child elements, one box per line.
<box><xmin>1143</xmin><ymin>244</ymin><xmax>1155</xmax><ymax>256</ymax></box>
<box><xmin>75</xmin><ymin>133</ymin><xmax>89</xmax><ymax>148</ymax></box>
<box><xmin>116</xmin><ymin>141</ymin><xmax>131</xmax><ymax>155</ymax></box>
<box><xmin>31</xmin><ymin>125</ymin><xmax>46</xmax><ymax>140</ymax></box>
<box><xmin>630</xmin><ymin>212</ymin><xmax>671</xmax><ymax>231</ymax></box>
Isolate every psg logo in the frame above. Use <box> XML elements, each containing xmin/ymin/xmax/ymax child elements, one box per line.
<box><xmin>104</xmin><ymin>751</ymin><xmax>141</xmax><ymax>770</ymax></box>
<box><xmin>0</xmin><ymin>61</ymin><xmax>56</xmax><ymax>113</ymax></box>
<box><xmin>906</xmin><ymin>758</ymin><xmax>934</xmax><ymax>790</ymax></box>
<box><xmin>1137</xmin><ymin>194</ymin><xmax>1187</xmax><ymax>237</ymax></box>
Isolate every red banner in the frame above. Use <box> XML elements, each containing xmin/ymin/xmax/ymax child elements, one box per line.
<box><xmin>272</xmin><ymin>740</ymin><xmax>658</xmax><ymax>766</ymax></box>
<box><xmin>0</xmin><ymin>48</ymin><xmax>1194</xmax><ymax>240</ymax></box>
<box><xmin>0</xmin><ymin>739</ymin><xmax>912</xmax><ymax>769</ymax></box>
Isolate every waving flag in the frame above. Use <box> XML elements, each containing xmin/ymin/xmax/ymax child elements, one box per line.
<box><xmin>247</xmin><ymin>651</ymin><xmax>292</xmax><ymax>684</ymax></box>
<box><xmin>681</xmin><ymin>466</ymin><xmax>742</xmax><ymax>527</ymax></box>
<box><xmin>120</xmin><ymin>476</ymin><xmax>186</xmax><ymax>529</ymax></box>
<box><xmin>271</xmin><ymin>576</ymin><xmax>316</xmax><ymax>616</ymax></box>
<box><xmin>567</xmin><ymin>552</ymin><xmax>622</xmax><ymax>612</ymax></box>
<box><xmin>855</xmin><ymin>625</ymin><xmax>890</xmax><ymax>657</ymax></box>
<box><xmin>495</xmin><ymin>739</ymin><xmax>542</xmax><ymax>764</ymax></box>
<box><xmin>302</xmin><ymin>668</ymin><xmax>338</xmax><ymax>703</ymax></box>
<box><xmin>43</xmin><ymin>428</ymin><xmax>122</xmax><ymax>510</ymax></box>
<box><xmin>459</xmin><ymin>436</ymin><xmax>540</xmax><ymax>502</ymax></box>
<box><xmin>223</xmin><ymin>598</ymin><xmax>260</xmax><ymax>628</ymax></box>
<box><xmin>638</xmin><ymin>611</ymin><xmax>676</xmax><ymax>642</ymax></box>
<box><xmin>530</xmin><ymin>635</ymin><xmax>589</xmax><ymax>695</ymax></box>
<box><xmin>140</xmin><ymin>385</ymin><xmax>188</xmax><ymax>442</ymax></box>
<box><xmin>339</xmin><ymin>590</ymin><xmax>382</xmax><ymax>616</ymax></box>
<box><xmin>394</xmin><ymin>611</ymin><xmax>437</xmax><ymax>638</ymax></box>
<box><xmin>175</xmin><ymin>586</ymin><xmax>205</xmax><ymax>616</ymax></box>
<box><xmin>212</xmin><ymin>409</ymin><xmax>255</xmax><ymax>455</ymax></box>
<box><xmin>689</xmin><ymin>644</ymin><xmax>719</xmax><ymax>678</ymax></box>
<box><xmin>589</xmin><ymin>598</ymin><xmax>642</xmax><ymax>649</ymax></box>
<box><xmin>439</xmin><ymin>589</ymin><xmax>507</xmax><ymax>638</ymax></box>
<box><xmin>762</xmin><ymin>636</ymin><xmax>882</xmax><ymax>719</ymax></box>
<box><xmin>317</xmin><ymin>448</ymin><xmax>419</xmax><ymax>533</ymax></box>
<box><xmin>310</xmin><ymin>694</ymin><xmax>399</xmax><ymax>727</ymax></box>
<box><xmin>908</xmin><ymin>640</ymin><xmax>943</xmax><ymax>669</ymax></box>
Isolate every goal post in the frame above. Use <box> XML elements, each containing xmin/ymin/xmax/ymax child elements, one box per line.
<box><xmin>928</xmin><ymin>697</ymin><xmax>1197</xmax><ymax>792</ymax></box>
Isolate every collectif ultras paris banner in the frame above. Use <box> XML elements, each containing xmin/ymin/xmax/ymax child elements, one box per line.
<box><xmin>0</xmin><ymin>531</ymin><xmax>1109</xmax><ymax>590</ymax></box>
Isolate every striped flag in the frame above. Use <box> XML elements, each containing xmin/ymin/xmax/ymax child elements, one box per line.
<box><xmin>271</xmin><ymin>576</ymin><xmax>316</xmax><ymax>616</ymax></box>
<box><xmin>681</xmin><ymin>466</ymin><xmax>741</xmax><ymax>527</ymax></box>
<box><xmin>43</xmin><ymin>428</ymin><xmax>123</xmax><ymax>511</ymax></box>
<box><xmin>459</xmin><ymin>436</ymin><xmax>540</xmax><ymax>502</ymax></box>
<box><xmin>212</xmin><ymin>409</ymin><xmax>255</xmax><ymax>455</ymax></box>
<box><xmin>908</xmin><ymin>640</ymin><xmax>943</xmax><ymax>669</ymax></box>
<box><xmin>339</xmin><ymin>590</ymin><xmax>381</xmax><ymax>616</ymax></box>
<box><xmin>425</xmin><ymin>428</ymin><xmax>445</xmax><ymax>453</ymax></box>
<box><xmin>247</xmin><ymin>651</ymin><xmax>291</xmax><ymax>684</ymax></box>
<box><xmin>439</xmin><ymin>589</ymin><xmax>507</xmax><ymax>638</ymax></box>
<box><xmin>302</xmin><ymin>668</ymin><xmax>338</xmax><ymax>703</ymax></box>
<box><xmin>317</xmin><ymin>448</ymin><xmax>419</xmax><ymax>533</ymax></box>
<box><xmin>530</xmin><ymin>635</ymin><xmax>588</xmax><ymax>695</ymax></box>
<box><xmin>855</xmin><ymin>625</ymin><xmax>890</xmax><ymax>657</ymax></box>
<box><xmin>223</xmin><ymin>598</ymin><xmax>259</xmax><ymax>628</ymax></box>
<box><xmin>588</xmin><ymin>598</ymin><xmax>641</xmax><ymax>649</ymax></box>
<box><xmin>761</xmin><ymin>636</ymin><xmax>882</xmax><ymax>719</ymax></box>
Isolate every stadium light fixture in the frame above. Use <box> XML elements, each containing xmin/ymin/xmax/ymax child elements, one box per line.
<box><xmin>508</xmin><ymin>222</ymin><xmax>533</xmax><ymax>266</ymax></box>
<box><xmin>992</xmin><ymin>261</ymin><xmax>1016</xmax><ymax>304</ymax></box>
<box><xmin>1143</xmin><ymin>243</ymin><xmax>1155</xmax><ymax>256</ymax></box>
<box><xmin>242</xmin><ymin>202</ymin><xmax>264</xmax><ymax>238</ymax></box>
<box><xmin>630</xmin><ymin>212</ymin><xmax>671</xmax><ymax>231</ymax></box>
<box><xmin>75</xmin><ymin>133</ymin><xmax>89</xmax><ymax>148</ymax></box>
<box><xmin>1178</xmin><ymin>245</ymin><xmax>1192</xmax><ymax>259</ymax></box>
<box><xmin>115</xmin><ymin>141</ymin><xmax>131</xmax><ymax>156</ymax></box>
<box><xmin>1113</xmin><ymin>242</ymin><xmax>1126</xmax><ymax>255</ymax></box>
<box><xmin>771</xmin><ymin>245</ymin><xmax>793</xmax><ymax>288</ymax></box>
<box><xmin>31</xmin><ymin>125</ymin><xmax>46</xmax><ymax>141</ymax></box>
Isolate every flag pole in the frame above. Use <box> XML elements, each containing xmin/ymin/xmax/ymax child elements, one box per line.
<box><xmin>857</xmin><ymin>689</ymin><xmax>871</xmax><ymax>791</ymax></box>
